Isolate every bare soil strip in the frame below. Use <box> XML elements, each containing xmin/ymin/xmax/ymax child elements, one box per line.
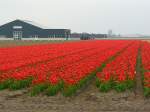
<box><xmin>0</xmin><ymin>40</ymin><xmax>74</xmax><ymax>47</ymax></box>
<box><xmin>135</xmin><ymin>44</ymin><xmax>144</xmax><ymax>98</ymax></box>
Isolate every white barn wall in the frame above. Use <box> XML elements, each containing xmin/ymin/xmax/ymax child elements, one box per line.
<box><xmin>0</xmin><ymin>37</ymin><xmax>14</xmax><ymax>40</ymax></box>
<box><xmin>0</xmin><ymin>37</ymin><xmax>81</xmax><ymax>41</ymax></box>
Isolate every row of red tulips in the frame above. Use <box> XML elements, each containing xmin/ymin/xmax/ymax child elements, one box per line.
<box><xmin>96</xmin><ymin>41</ymin><xmax>140</xmax><ymax>92</ymax></box>
<box><xmin>141</xmin><ymin>41</ymin><xmax>150</xmax><ymax>96</ymax></box>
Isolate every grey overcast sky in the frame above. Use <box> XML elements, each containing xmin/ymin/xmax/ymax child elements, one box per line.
<box><xmin>0</xmin><ymin>0</ymin><xmax>150</xmax><ymax>34</ymax></box>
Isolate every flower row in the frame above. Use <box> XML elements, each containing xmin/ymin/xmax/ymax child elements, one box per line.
<box><xmin>96</xmin><ymin>41</ymin><xmax>140</xmax><ymax>92</ymax></box>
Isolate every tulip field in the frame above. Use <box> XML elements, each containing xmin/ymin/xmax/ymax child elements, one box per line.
<box><xmin>141</xmin><ymin>41</ymin><xmax>150</xmax><ymax>96</ymax></box>
<box><xmin>0</xmin><ymin>40</ymin><xmax>150</xmax><ymax>97</ymax></box>
<box><xmin>96</xmin><ymin>41</ymin><xmax>139</xmax><ymax>92</ymax></box>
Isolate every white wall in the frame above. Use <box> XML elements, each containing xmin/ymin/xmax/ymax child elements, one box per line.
<box><xmin>0</xmin><ymin>37</ymin><xmax>81</xmax><ymax>41</ymax></box>
<box><xmin>0</xmin><ymin>37</ymin><xmax>14</xmax><ymax>40</ymax></box>
<box><xmin>22</xmin><ymin>38</ymin><xmax>66</xmax><ymax>40</ymax></box>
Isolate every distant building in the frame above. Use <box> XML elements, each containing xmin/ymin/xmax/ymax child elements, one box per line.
<box><xmin>108</xmin><ymin>29</ymin><xmax>113</xmax><ymax>37</ymax></box>
<box><xmin>71</xmin><ymin>33</ymin><xmax>107</xmax><ymax>39</ymax></box>
<box><xmin>0</xmin><ymin>19</ymin><xmax>71</xmax><ymax>40</ymax></box>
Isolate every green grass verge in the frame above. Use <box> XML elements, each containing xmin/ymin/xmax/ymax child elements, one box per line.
<box><xmin>141</xmin><ymin>65</ymin><xmax>149</xmax><ymax>97</ymax></box>
<box><xmin>9</xmin><ymin>77</ymin><xmax>33</xmax><ymax>90</ymax></box>
<box><xmin>96</xmin><ymin>78</ymin><xmax>114</xmax><ymax>92</ymax></box>
<box><xmin>144</xmin><ymin>87</ymin><xmax>150</xmax><ymax>97</ymax></box>
<box><xmin>46</xmin><ymin>81</ymin><xmax>63</xmax><ymax>96</ymax></box>
<box><xmin>30</xmin><ymin>81</ymin><xmax>64</xmax><ymax>96</ymax></box>
<box><xmin>114</xmin><ymin>80</ymin><xmax>134</xmax><ymax>92</ymax></box>
<box><xmin>30</xmin><ymin>83</ymin><xmax>48</xmax><ymax>96</ymax></box>
<box><xmin>62</xmin><ymin>73</ymin><xmax>95</xmax><ymax>97</ymax></box>
<box><xmin>0</xmin><ymin>77</ymin><xmax>33</xmax><ymax>91</ymax></box>
<box><xmin>0</xmin><ymin>79</ymin><xmax>13</xmax><ymax>90</ymax></box>
<box><xmin>96</xmin><ymin>78</ymin><xmax>134</xmax><ymax>92</ymax></box>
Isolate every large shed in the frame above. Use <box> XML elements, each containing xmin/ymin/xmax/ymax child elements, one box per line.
<box><xmin>0</xmin><ymin>19</ymin><xmax>71</xmax><ymax>40</ymax></box>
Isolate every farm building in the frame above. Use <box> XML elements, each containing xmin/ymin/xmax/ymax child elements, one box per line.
<box><xmin>0</xmin><ymin>19</ymin><xmax>71</xmax><ymax>40</ymax></box>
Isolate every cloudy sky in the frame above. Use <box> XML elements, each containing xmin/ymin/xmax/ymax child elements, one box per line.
<box><xmin>0</xmin><ymin>0</ymin><xmax>150</xmax><ymax>34</ymax></box>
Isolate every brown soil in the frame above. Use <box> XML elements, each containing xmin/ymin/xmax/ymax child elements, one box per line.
<box><xmin>0</xmin><ymin>81</ymin><xmax>149</xmax><ymax>112</ymax></box>
<box><xmin>0</xmin><ymin>40</ymin><xmax>74</xmax><ymax>47</ymax></box>
<box><xmin>135</xmin><ymin>46</ymin><xmax>144</xmax><ymax>98</ymax></box>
